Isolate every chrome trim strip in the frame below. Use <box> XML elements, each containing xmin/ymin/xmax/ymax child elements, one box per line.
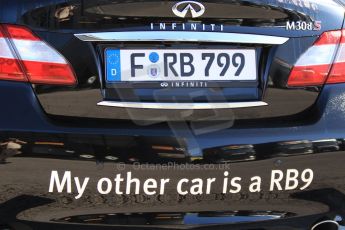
<box><xmin>97</xmin><ymin>101</ymin><xmax>268</xmax><ymax>110</ymax></box>
<box><xmin>75</xmin><ymin>31</ymin><xmax>289</xmax><ymax>45</ymax></box>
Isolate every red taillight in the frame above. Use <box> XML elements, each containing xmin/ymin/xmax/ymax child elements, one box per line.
<box><xmin>327</xmin><ymin>30</ymin><xmax>345</xmax><ymax>84</ymax></box>
<box><xmin>0</xmin><ymin>24</ymin><xmax>77</xmax><ymax>85</ymax></box>
<box><xmin>0</xmin><ymin>25</ymin><xmax>27</xmax><ymax>82</ymax></box>
<box><xmin>288</xmin><ymin>29</ymin><xmax>345</xmax><ymax>87</ymax></box>
<box><xmin>6</xmin><ymin>25</ymin><xmax>40</xmax><ymax>41</ymax></box>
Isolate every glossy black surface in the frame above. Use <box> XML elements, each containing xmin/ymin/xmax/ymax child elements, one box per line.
<box><xmin>3</xmin><ymin>0</ymin><xmax>341</xmax><ymax>119</ymax></box>
<box><xmin>1</xmin><ymin>0</ymin><xmax>345</xmax><ymax>229</ymax></box>
<box><xmin>33</xmin><ymin>28</ymin><xmax>319</xmax><ymax>119</ymax></box>
<box><xmin>6</xmin><ymin>0</ymin><xmax>342</xmax><ymax>36</ymax></box>
<box><xmin>1</xmin><ymin>81</ymin><xmax>345</xmax><ymax>229</ymax></box>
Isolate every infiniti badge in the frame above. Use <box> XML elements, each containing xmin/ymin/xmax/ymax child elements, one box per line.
<box><xmin>172</xmin><ymin>1</ymin><xmax>205</xmax><ymax>18</ymax></box>
<box><xmin>160</xmin><ymin>82</ymin><xmax>169</xmax><ymax>87</ymax></box>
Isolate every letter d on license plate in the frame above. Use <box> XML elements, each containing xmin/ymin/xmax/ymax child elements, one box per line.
<box><xmin>105</xmin><ymin>49</ymin><xmax>257</xmax><ymax>82</ymax></box>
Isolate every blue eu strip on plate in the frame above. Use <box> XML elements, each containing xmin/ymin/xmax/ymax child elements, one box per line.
<box><xmin>106</xmin><ymin>49</ymin><xmax>121</xmax><ymax>82</ymax></box>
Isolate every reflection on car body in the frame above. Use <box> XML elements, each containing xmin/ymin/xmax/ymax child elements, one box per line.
<box><xmin>1</xmin><ymin>0</ymin><xmax>345</xmax><ymax>229</ymax></box>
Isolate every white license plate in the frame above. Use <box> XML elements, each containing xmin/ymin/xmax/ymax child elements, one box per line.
<box><xmin>105</xmin><ymin>49</ymin><xmax>257</xmax><ymax>82</ymax></box>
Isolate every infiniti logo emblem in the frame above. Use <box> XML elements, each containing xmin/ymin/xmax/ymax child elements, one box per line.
<box><xmin>160</xmin><ymin>82</ymin><xmax>169</xmax><ymax>87</ymax></box>
<box><xmin>172</xmin><ymin>1</ymin><xmax>205</xmax><ymax>18</ymax></box>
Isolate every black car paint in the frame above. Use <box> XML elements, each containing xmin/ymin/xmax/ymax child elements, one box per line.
<box><xmin>15</xmin><ymin>0</ymin><xmax>339</xmax><ymax>120</ymax></box>
<box><xmin>1</xmin><ymin>0</ymin><xmax>345</xmax><ymax>229</ymax></box>
<box><xmin>2</xmin><ymin>81</ymin><xmax>345</xmax><ymax>229</ymax></box>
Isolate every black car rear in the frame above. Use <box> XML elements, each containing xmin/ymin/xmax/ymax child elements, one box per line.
<box><xmin>4</xmin><ymin>0</ymin><xmax>341</xmax><ymax>121</ymax></box>
<box><xmin>1</xmin><ymin>0</ymin><xmax>345</xmax><ymax>230</ymax></box>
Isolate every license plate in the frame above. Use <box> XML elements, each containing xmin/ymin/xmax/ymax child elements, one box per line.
<box><xmin>105</xmin><ymin>49</ymin><xmax>257</xmax><ymax>83</ymax></box>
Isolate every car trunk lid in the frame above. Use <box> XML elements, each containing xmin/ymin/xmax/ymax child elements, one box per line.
<box><xmin>5</xmin><ymin>0</ymin><xmax>345</xmax><ymax>121</ymax></box>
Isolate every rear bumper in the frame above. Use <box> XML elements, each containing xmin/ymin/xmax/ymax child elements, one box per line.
<box><xmin>2</xmin><ymin>81</ymin><xmax>345</xmax><ymax>229</ymax></box>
